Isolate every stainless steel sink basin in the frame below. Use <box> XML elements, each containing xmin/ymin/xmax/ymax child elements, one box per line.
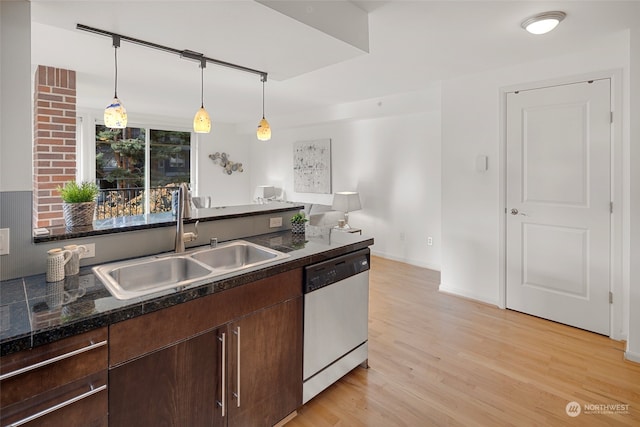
<box><xmin>93</xmin><ymin>256</ymin><xmax>214</xmax><ymax>300</ymax></box>
<box><xmin>93</xmin><ymin>240</ymin><xmax>289</xmax><ymax>300</ymax></box>
<box><xmin>189</xmin><ymin>241</ymin><xmax>289</xmax><ymax>271</ymax></box>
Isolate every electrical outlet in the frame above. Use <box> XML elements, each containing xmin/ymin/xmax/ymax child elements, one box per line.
<box><xmin>399</xmin><ymin>232</ymin><xmax>405</xmax><ymax>241</ymax></box>
<box><xmin>81</xmin><ymin>243</ymin><xmax>96</xmax><ymax>258</ymax></box>
<box><xmin>427</xmin><ymin>237</ymin><xmax>433</xmax><ymax>246</ymax></box>
<box><xmin>269</xmin><ymin>217</ymin><xmax>283</xmax><ymax>228</ymax></box>
<box><xmin>0</xmin><ymin>228</ymin><xmax>9</xmax><ymax>255</ymax></box>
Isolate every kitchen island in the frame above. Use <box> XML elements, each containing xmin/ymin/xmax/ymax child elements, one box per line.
<box><xmin>1</xmin><ymin>229</ymin><xmax>373</xmax><ymax>427</ymax></box>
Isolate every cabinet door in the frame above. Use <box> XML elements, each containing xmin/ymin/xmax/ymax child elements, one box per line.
<box><xmin>228</xmin><ymin>297</ymin><xmax>303</xmax><ymax>427</ymax></box>
<box><xmin>109</xmin><ymin>329</ymin><xmax>225</xmax><ymax>427</ymax></box>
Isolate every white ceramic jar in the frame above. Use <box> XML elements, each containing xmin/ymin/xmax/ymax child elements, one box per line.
<box><xmin>46</xmin><ymin>248</ymin><xmax>72</xmax><ymax>282</ymax></box>
<box><xmin>63</xmin><ymin>244</ymin><xmax>87</xmax><ymax>276</ymax></box>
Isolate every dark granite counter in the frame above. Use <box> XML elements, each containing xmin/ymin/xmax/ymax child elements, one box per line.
<box><xmin>1</xmin><ymin>228</ymin><xmax>373</xmax><ymax>356</ymax></box>
<box><xmin>34</xmin><ymin>202</ymin><xmax>304</xmax><ymax>243</ymax></box>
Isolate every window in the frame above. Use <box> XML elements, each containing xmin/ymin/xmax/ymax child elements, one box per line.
<box><xmin>95</xmin><ymin>125</ymin><xmax>191</xmax><ymax>219</ymax></box>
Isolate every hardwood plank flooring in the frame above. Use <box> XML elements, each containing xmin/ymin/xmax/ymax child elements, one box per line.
<box><xmin>286</xmin><ymin>256</ymin><xmax>640</xmax><ymax>426</ymax></box>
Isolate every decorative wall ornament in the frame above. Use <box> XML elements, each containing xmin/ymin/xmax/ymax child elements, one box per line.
<box><xmin>293</xmin><ymin>139</ymin><xmax>332</xmax><ymax>194</ymax></box>
<box><xmin>208</xmin><ymin>152</ymin><xmax>244</xmax><ymax>175</ymax></box>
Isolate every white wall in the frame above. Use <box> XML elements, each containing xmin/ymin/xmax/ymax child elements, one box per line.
<box><xmin>249</xmin><ymin>109</ymin><xmax>442</xmax><ymax>270</ymax></box>
<box><xmin>626</xmin><ymin>26</ymin><xmax>640</xmax><ymax>362</ymax></box>
<box><xmin>441</xmin><ymin>31</ymin><xmax>633</xmax><ymax>336</ymax></box>
<box><xmin>195</xmin><ymin>123</ymin><xmax>252</xmax><ymax>206</ymax></box>
<box><xmin>0</xmin><ymin>1</ymin><xmax>31</xmax><ymax>192</ymax></box>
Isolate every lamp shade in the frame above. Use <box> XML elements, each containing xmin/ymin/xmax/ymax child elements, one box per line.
<box><xmin>257</xmin><ymin>117</ymin><xmax>271</xmax><ymax>141</ymax></box>
<box><xmin>332</xmin><ymin>192</ymin><xmax>361</xmax><ymax>213</ymax></box>
<box><xmin>255</xmin><ymin>185</ymin><xmax>275</xmax><ymax>200</ymax></box>
<box><xmin>104</xmin><ymin>97</ymin><xmax>127</xmax><ymax>128</ymax></box>
<box><xmin>193</xmin><ymin>107</ymin><xmax>211</xmax><ymax>133</ymax></box>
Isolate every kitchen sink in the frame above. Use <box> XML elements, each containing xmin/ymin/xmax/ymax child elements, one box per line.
<box><xmin>93</xmin><ymin>256</ymin><xmax>214</xmax><ymax>300</ymax></box>
<box><xmin>93</xmin><ymin>240</ymin><xmax>289</xmax><ymax>300</ymax></box>
<box><xmin>190</xmin><ymin>241</ymin><xmax>289</xmax><ymax>270</ymax></box>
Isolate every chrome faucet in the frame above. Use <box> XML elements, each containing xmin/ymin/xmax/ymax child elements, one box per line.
<box><xmin>175</xmin><ymin>183</ymin><xmax>198</xmax><ymax>253</ymax></box>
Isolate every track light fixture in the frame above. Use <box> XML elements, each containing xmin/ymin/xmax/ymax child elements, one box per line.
<box><xmin>78</xmin><ymin>24</ymin><xmax>269</xmax><ymax>134</ymax></box>
<box><xmin>104</xmin><ymin>35</ymin><xmax>128</xmax><ymax>129</ymax></box>
<box><xmin>257</xmin><ymin>75</ymin><xmax>271</xmax><ymax>141</ymax></box>
<box><xmin>193</xmin><ymin>58</ymin><xmax>211</xmax><ymax>134</ymax></box>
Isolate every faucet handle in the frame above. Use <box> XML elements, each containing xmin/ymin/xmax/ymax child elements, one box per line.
<box><xmin>183</xmin><ymin>221</ymin><xmax>199</xmax><ymax>243</ymax></box>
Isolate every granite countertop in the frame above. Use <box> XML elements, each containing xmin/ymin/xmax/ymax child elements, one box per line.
<box><xmin>35</xmin><ymin>202</ymin><xmax>304</xmax><ymax>243</ymax></box>
<box><xmin>1</xmin><ymin>228</ymin><xmax>373</xmax><ymax>356</ymax></box>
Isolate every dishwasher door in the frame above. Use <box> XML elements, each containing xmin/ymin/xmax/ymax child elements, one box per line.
<box><xmin>303</xmin><ymin>270</ymin><xmax>369</xmax><ymax>381</ymax></box>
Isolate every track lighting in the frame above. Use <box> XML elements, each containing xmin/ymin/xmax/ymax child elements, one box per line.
<box><xmin>257</xmin><ymin>75</ymin><xmax>271</xmax><ymax>141</ymax></box>
<box><xmin>104</xmin><ymin>35</ymin><xmax>127</xmax><ymax>129</ymax></box>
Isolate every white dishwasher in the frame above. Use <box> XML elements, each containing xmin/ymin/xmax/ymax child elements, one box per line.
<box><xmin>303</xmin><ymin>248</ymin><xmax>370</xmax><ymax>404</ymax></box>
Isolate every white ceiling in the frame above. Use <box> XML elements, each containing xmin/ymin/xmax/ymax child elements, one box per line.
<box><xmin>30</xmin><ymin>1</ymin><xmax>640</xmax><ymax>127</ymax></box>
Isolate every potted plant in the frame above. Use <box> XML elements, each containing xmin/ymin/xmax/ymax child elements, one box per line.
<box><xmin>57</xmin><ymin>180</ymin><xmax>100</xmax><ymax>228</ymax></box>
<box><xmin>290</xmin><ymin>212</ymin><xmax>308</xmax><ymax>234</ymax></box>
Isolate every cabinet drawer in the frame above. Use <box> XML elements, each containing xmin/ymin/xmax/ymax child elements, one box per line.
<box><xmin>1</xmin><ymin>371</ymin><xmax>107</xmax><ymax>427</ymax></box>
<box><xmin>0</xmin><ymin>328</ymin><xmax>108</xmax><ymax>427</ymax></box>
<box><xmin>109</xmin><ymin>268</ymin><xmax>302</xmax><ymax>366</ymax></box>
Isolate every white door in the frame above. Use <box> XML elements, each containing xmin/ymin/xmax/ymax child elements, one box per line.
<box><xmin>506</xmin><ymin>79</ymin><xmax>611</xmax><ymax>335</ymax></box>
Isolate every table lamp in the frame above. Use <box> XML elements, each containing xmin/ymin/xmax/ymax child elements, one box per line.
<box><xmin>332</xmin><ymin>191</ymin><xmax>361</xmax><ymax>229</ymax></box>
<box><xmin>255</xmin><ymin>185</ymin><xmax>275</xmax><ymax>204</ymax></box>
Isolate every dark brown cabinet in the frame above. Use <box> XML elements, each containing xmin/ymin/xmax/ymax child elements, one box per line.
<box><xmin>227</xmin><ymin>297</ymin><xmax>303</xmax><ymax>427</ymax></box>
<box><xmin>108</xmin><ymin>269</ymin><xmax>303</xmax><ymax>427</ymax></box>
<box><xmin>0</xmin><ymin>328</ymin><xmax>108</xmax><ymax>427</ymax></box>
<box><xmin>109</xmin><ymin>329</ymin><xmax>224</xmax><ymax>427</ymax></box>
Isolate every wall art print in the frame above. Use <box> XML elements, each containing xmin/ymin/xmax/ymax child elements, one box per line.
<box><xmin>293</xmin><ymin>139</ymin><xmax>332</xmax><ymax>194</ymax></box>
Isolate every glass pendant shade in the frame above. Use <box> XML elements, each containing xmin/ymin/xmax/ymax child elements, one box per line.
<box><xmin>104</xmin><ymin>97</ymin><xmax>127</xmax><ymax>128</ymax></box>
<box><xmin>194</xmin><ymin>106</ymin><xmax>211</xmax><ymax>133</ymax></box>
<box><xmin>257</xmin><ymin>117</ymin><xmax>271</xmax><ymax>141</ymax></box>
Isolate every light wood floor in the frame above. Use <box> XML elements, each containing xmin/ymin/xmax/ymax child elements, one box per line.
<box><xmin>286</xmin><ymin>256</ymin><xmax>640</xmax><ymax>426</ymax></box>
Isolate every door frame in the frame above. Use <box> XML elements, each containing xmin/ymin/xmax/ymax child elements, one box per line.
<box><xmin>498</xmin><ymin>69</ymin><xmax>625</xmax><ymax>340</ymax></box>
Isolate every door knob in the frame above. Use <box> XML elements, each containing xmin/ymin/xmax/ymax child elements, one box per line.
<box><xmin>510</xmin><ymin>208</ymin><xmax>519</xmax><ymax>215</ymax></box>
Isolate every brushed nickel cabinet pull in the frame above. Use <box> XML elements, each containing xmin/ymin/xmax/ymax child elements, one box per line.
<box><xmin>0</xmin><ymin>340</ymin><xmax>107</xmax><ymax>381</ymax></box>
<box><xmin>8</xmin><ymin>384</ymin><xmax>106</xmax><ymax>427</ymax></box>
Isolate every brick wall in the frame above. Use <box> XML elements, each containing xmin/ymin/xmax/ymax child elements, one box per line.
<box><xmin>33</xmin><ymin>66</ymin><xmax>77</xmax><ymax>228</ymax></box>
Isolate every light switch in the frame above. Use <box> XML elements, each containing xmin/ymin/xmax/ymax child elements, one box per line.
<box><xmin>0</xmin><ymin>228</ymin><xmax>9</xmax><ymax>255</ymax></box>
<box><xmin>476</xmin><ymin>155</ymin><xmax>488</xmax><ymax>172</ymax></box>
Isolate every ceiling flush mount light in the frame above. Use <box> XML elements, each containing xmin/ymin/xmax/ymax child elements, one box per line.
<box><xmin>193</xmin><ymin>58</ymin><xmax>211</xmax><ymax>133</ymax></box>
<box><xmin>257</xmin><ymin>75</ymin><xmax>271</xmax><ymax>141</ymax></box>
<box><xmin>521</xmin><ymin>11</ymin><xmax>566</xmax><ymax>35</ymax></box>
<box><xmin>104</xmin><ymin>35</ymin><xmax>128</xmax><ymax>129</ymax></box>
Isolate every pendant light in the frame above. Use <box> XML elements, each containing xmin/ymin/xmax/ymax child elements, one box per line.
<box><xmin>104</xmin><ymin>35</ymin><xmax>128</xmax><ymax>129</ymax></box>
<box><xmin>193</xmin><ymin>58</ymin><xmax>211</xmax><ymax>133</ymax></box>
<box><xmin>256</xmin><ymin>75</ymin><xmax>271</xmax><ymax>141</ymax></box>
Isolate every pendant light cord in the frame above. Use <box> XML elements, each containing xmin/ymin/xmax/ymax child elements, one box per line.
<box><xmin>262</xmin><ymin>79</ymin><xmax>265</xmax><ymax>119</ymax></box>
<box><xmin>113</xmin><ymin>45</ymin><xmax>118</xmax><ymax>98</ymax></box>
<box><xmin>200</xmin><ymin>61</ymin><xmax>205</xmax><ymax>108</ymax></box>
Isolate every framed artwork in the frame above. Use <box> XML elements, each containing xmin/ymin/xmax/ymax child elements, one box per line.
<box><xmin>293</xmin><ymin>139</ymin><xmax>332</xmax><ymax>194</ymax></box>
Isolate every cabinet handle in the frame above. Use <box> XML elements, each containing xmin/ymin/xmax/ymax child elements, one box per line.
<box><xmin>7</xmin><ymin>383</ymin><xmax>106</xmax><ymax>427</ymax></box>
<box><xmin>217</xmin><ymin>333</ymin><xmax>226</xmax><ymax>417</ymax></box>
<box><xmin>0</xmin><ymin>340</ymin><xmax>107</xmax><ymax>381</ymax></box>
<box><xmin>233</xmin><ymin>326</ymin><xmax>241</xmax><ymax>407</ymax></box>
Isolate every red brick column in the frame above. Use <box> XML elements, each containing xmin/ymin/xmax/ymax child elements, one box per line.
<box><xmin>33</xmin><ymin>66</ymin><xmax>77</xmax><ymax>228</ymax></box>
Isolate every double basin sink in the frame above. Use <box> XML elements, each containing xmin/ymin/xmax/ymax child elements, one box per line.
<box><xmin>93</xmin><ymin>240</ymin><xmax>290</xmax><ymax>300</ymax></box>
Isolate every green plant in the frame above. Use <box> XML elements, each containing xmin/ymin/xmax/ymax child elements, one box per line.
<box><xmin>291</xmin><ymin>212</ymin><xmax>309</xmax><ymax>224</ymax></box>
<box><xmin>57</xmin><ymin>180</ymin><xmax>99</xmax><ymax>203</ymax></box>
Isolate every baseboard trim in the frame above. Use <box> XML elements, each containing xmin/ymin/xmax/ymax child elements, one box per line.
<box><xmin>624</xmin><ymin>350</ymin><xmax>640</xmax><ymax>365</ymax></box>
<box><xmin>370</xmin><ymin>250</ymin><xmax>440</xmax><ymax>271</ymax></box>
<box><xmin>438</xmin><ymin>283</ymin><xmax>499</xmax><ymax>307</ymax></box>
